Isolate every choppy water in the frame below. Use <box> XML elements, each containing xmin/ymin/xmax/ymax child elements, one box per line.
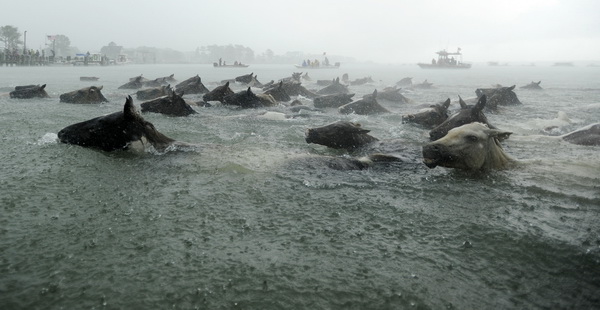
<box><xmin>1</xmin><ymin>63</ymin><xmax>599</xmax><ymax>309</ymax></box>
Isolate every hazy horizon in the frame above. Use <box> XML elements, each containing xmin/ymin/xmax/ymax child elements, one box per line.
<box><xmin>2</xmin><ymin>0</ymin><xmax>599</xmax><ymax>64</ymax></box>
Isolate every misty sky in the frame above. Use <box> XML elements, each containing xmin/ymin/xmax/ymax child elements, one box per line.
<box><xmin>2</xmin><ymin>0</ymin><xmax>599</xmax><ymax>63</ymax></box>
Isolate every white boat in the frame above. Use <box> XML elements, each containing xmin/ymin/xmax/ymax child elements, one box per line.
<box><xmin>418</xmin><ymin>48</ymin><xmax>471</xmax><ymax>69</ymax></box>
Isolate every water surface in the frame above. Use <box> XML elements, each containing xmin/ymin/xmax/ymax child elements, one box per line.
<box><xmin>1</xmin><ymin>63</ymin><xmax>599</xmax><ymax>309</ymax></box>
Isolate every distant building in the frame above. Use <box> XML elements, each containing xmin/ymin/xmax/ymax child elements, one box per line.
<box><xmin>100</xmin><ymin>42</ymin><xmax>123</xmax><ymax>61</ymax></box>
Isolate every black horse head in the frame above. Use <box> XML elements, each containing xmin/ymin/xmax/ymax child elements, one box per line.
<box><xmin>58</xmin><ymin>96</ymin><xmax>175</xmax><ymax>151</ymax></box>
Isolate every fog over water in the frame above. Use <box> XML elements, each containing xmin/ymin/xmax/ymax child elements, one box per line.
<box><xmin>2</xmin><ymin>0</ymin><xmax>599</xmax><ymax>63</ymax></box>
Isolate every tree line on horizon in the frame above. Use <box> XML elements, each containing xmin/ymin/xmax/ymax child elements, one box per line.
<box><xmin>1</xmin><ymin>24</ymin><xmax>354</xmax><ymax>64</ymax></box>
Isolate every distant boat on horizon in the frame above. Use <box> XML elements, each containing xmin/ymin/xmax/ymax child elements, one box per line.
<box><xmin>418</xmin><ymin>48</ymin><xmax>471</xmax><ymax>69</ymax></box>
<box><xmin>213</xmin><ymin>59</ymin><xmax>249</xmax><ymax>68</ymax></box>
<box><xmin>295</xmin><ymin>57</ymin><xmax>340</xmax><ymax>70</ymax></box>
<box><xmin>213</xmin><ymin>62</ymin><xmax>249</xmax><ymax>68</ymax></box>
<box><xmin>294</xmin><ymin>62</ymin><xmax>340</xmax><ymax>69</ymax></box>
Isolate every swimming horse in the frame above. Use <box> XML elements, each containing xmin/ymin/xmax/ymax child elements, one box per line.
<box><xmin>58</xmin><ymin>96</ymin><xmax>180</xmax><ymax>152</ymax></box>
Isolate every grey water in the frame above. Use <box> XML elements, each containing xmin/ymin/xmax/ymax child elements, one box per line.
<box><xmin>1</xmin><ymin>63</ymin><xmax>599</xmax><ymax>309</ymax></box>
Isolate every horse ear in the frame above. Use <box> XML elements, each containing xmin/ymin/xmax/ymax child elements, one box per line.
<box><xmin>485</xmin><ymin>128</ymin><xmax>512</xmax><ymax>140</ymax></box>
<box><xmin>474</xmin><ymin>95</ymin><xmax>486</xmax><ymax>112</ymax></box>
<box><xmin>458</xmin><ymin>95</ymin><xmax>467</xmax><ymax>109</ymax></box>
<box><xmin>225</xmin><ymin>81</ymin><xmax>229</xmax><ymax>87</ymax></box>
<box><xmin>98</xmin><ymin>85</ymin><xmax>103</xmax><ymax>90</ymax></box>
<box><xmin>124</xmin><ymin>96</ymin><xmax>137</xmax><ymax>120</ymax></box>
<box><xmin>348</xmin><ymin>122</ymin><xmax>371</xmax><ymax>134</ymax></box>
<box><xmin>508</xmin><ymin>85</ymin><xmax>516</xmax><ymax>91</ymax></box>
<box><xmin>372</xmin><ymin>89</ymin><xmax>377</xmax><ymax>97</ymax></box>
<box><xmin>246</xmin><ymin>87</ymin><xmax>252</xmax><ymax>94</ymax></box>
<box><xmin>278</xmin><ymin>81</ymin><xmax>283</xmax><ymax>87</ymax></box>
<box><xmin>41</xmin><ymin>84</ymin><xmax>47</xmax><ymax>89</ymax></box>
<box><xmin>442</xmin><ymin>98</ymin><xmax>451</xmax><ymax>109</ymax></box>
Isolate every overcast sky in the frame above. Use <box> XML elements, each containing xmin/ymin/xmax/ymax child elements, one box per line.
<box><xmin>2</xmin><ymin>0</ymin><xmax>599</xmax><ymax>63</ymax></box>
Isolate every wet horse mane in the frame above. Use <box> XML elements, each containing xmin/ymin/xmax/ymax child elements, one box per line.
<box><xmin>121</xmin><ymin>96</ymin><xmax>176</xmax><ymax>150</ymax></box>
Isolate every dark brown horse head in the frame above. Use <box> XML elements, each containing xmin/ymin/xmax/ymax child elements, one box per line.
<box><xmin>202</xmin><ymin>82</ymin><xmax>234</xmax><ymax>103</ymax></box>
<box><xmin>475</xmin><ymin>85</ymin><xmax>521</xmax><ymax>106</ymax></box>
<box><xmin>305</xmin><ymin>121</ymin><xmax>379</xmax><ymax>150</ymax></box>
<box><xmin>403</xmin><ymin>98</ymin><xmax>451</xmax><ymax>128</ymax></box>
<box><xmin>429</xmin><ymin>95</ymin><xmax>492</xmax><ymax>141</ymax></box>
<box><xmin>222</xmin><ymin>87</ymin><xmax>265</xmax><ymax>108</ymax></box>
<box><xmin>264</xmin><ymin>81</ymin><xmax>291</xmax><ymax>102</ymax></box>
<box><xmin>60</xmin><ymin>86</ymin><xmax>108</xmax><ymax>104</ymax></box>
<box><xmin>10</xmin><ymin>84</ymin><xmax>50</xmax><ymax>99</ymax></box>
<box><xmin>338</xmin><ymin>90</ymin><xmax>389</xmax><ymax>115</ymax></box>
<box><xmin>140</xmin><ymin>91</ymin><xmax>196</xmax><ymax>116</ymax></box>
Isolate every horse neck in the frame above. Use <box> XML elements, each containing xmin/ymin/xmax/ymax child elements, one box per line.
<box><xmin>482</xmin><ymin>138</ymin><xmax>513</xmax><ymax>170</ymax></box>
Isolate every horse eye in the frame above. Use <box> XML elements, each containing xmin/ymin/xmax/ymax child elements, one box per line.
<box><xmin>466</xmin><ymin>135</ymin><xmax>478</xmax><ymax>142</ymax></box>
